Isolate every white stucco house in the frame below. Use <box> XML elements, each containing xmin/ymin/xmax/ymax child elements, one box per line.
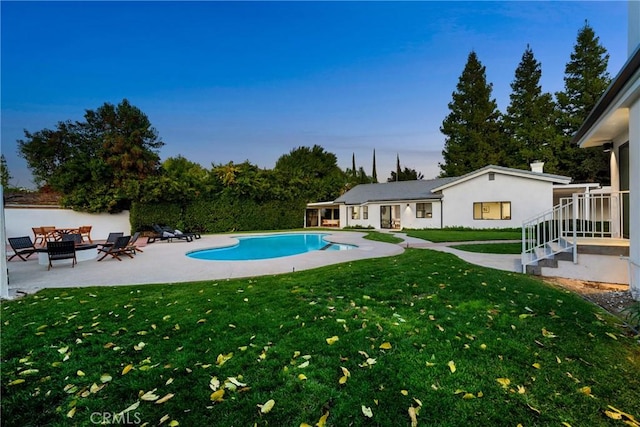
<box><xmin>305</xmin><ymin>164</ymin><xmax>571</xmax><ymax>230</ymax></box>
<box><xmin>568</xmin><ymin>0</ymin><xmax>639</xmax><ymax>298</ymax></box>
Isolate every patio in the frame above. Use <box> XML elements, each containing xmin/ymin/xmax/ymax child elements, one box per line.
<box><xmin>5</xmin><ymin>231</ymin><xmax>403</xmax><ymax>297</ymax></box>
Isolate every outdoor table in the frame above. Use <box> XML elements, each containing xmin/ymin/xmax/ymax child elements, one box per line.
<box><xmin>35</xmin><ymin>243</ymin><xmax>99</xmax><ymax>266</ymax></box>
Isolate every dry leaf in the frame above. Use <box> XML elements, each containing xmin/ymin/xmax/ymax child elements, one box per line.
<box><xmin>401</xmin><ymin>390</ymin><xmax>409</xmax><ymax>396</ymax></box>
<box><xmin>8</xmin><ymin>379</ymin><xmax>25</xmax><ymax>386</ymax></box>
<box><xmin>408</xmin><ymin>406</ymin><xmax>418</xmax><ymax>427</ymax></box>
<box><xmin>141</xmin><ymin>389</ymin><xmax>160</xmax><ymax>401</ymax></box>
<box><xmin>122</xmin><ymin>364</ymin><xmax>133</xmax><ymax>375</ymax></box>
<box><xmin>100</xmin><ymin>374</ymin><xmax>112</xmax><ymax>383</ymax></box>
<box><xmin>362</xmin><ymin>405</ymin><xmax>373</xmax><ymax>418</ymax></box>
<box><xmin>496</xmin><ymin>378</ymin><xmax>510</xmax><ymax>388</ymax></box>
<box><xmin>532</xmin><ymin>362</ymin><xmax>541</xmax><ymax>369</ymax></box>
<box><xmin>210</xmin><ymin>389</ymin><xmax>225</xmax><ymax>402</ymax></box>
<box><xmin>462</xmin><ymin>393</ymin><xmax>475</xmax><ymax>399</ymax></box>
<box><xmin>447</xmin><ymin>360</ymin><xmax>456</xmax><ymax>373</ymax></box>
<box><xmin>67</xmin><ymin>407</ymin><xmax>76</xmax><ymax>418</ymax></box>
<box><xmin>379</xmin><ymin>342</ymin><xmax>392</xmax><ymax>350</ymax></box>
<box><xmin>216</xmin><ymin>353</ymin><xmax>233</xmax><ymax>367</ymax></box>
<box><xmin>578</xmin><ymin>386</ymin><xmax>592</xmax><ymax>396</ymax></box>
<box><xmin>317</xmin><ymin>411</ymin><xmax>329</xmax><ymax>427</ymax></box>
<box><xmin>156</xmin><ymin>393</ymin><xmax>174</xmax><ymax>404</ymax></box>
<box><xmin>298</xmin><ymin>374</ymin><xmax>307</xmax><ymax>381</ymax></box>
<box><xmin>326</xmin><ymin>336</ymin><xmax>339</xmax><ymax>345</ymax></box>
<box><xmin>298</xmin><ymin>361</ymin><xmax>310</xmax><ymax>369</ymax></box>
<box><xmin>259</xmin><ymin>399</ymin><xmax>275</xmax><ymax>414</ymax></box>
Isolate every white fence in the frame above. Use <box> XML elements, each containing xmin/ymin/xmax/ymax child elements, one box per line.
<box><xmin>5</xmin><ymin>206</ymin><xmax>131</xmax><ymax>242</ymax></box>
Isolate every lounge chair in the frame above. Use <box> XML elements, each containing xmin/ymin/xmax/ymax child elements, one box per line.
<box><xmin>148</xmin><ymin>224</ymin><xmax>193</xmax><ymax>243</ymax></box>
<box><xmin>8</xmin><ymin>236</ymin><xmax>38</xmax><ymax>261</ymax></box>
<box><xmin>47</xmin><ymin>241</ymin><xmax>77</xmax><ymax>270</ymax></box>
<box><xmin>97</xmin><ymin>236</ymin><xmax>133</xmax><ymax>261</ymax></box>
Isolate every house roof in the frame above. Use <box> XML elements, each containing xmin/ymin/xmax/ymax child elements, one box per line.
<box><xmin>334</xmin><ymin>178</ymin><xmax>456</xmax><ymax>205</ymax></box>
<box><xmin>431</xmin><ymin>165</ymin><xmax>571</xmax><ymax>191</ymax></box>
<box><xmin>572</xmin><ymin>44</ymin><xmax>640</xmax><ymax>148</ymax></box>
<box><xmin>334</xmin><ymin>165</ymin><xmax>571</xmax><ymax>205</ymax></box>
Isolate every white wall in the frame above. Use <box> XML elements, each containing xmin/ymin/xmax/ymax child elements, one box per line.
<box><xmin>441</xmin><ymin>173</ymin><xmax>554</xmax><ymax>228</ymax></box>
<box><xmin>5</xmin><ymin>207</ymin><xmax>131</xmax><ymax>242</ymax></box>
<box><xmin>341</xmin><ymin>201</ymin><xmax>443</xmax><ymax>229</ymax></box>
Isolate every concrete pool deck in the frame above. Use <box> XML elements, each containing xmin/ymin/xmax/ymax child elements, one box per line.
<box><xmin>5</xmin><ymin>231</ymin><xmax>522</xmax><ymax>298</ymax></box>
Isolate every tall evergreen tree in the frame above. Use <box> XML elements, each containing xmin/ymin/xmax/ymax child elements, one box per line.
<box><xmin>351</xmin><ymin>153</ymin><xmax>357</xmax><ymax>179</ymax></box>
<box><xmin>439</xmin><ymin>51</ymin><xmax>506</xmax><ymax>177</ymax></box>
<box><xmin>504</xmin><ymin>45</ymin><xmax>558</xmax><ymax>171</ymax></box>
<box><xmin>372</xmin><ymin>149</ymin><xmax>378</xmax><ymax>182</ymax></box>
<box><xmin>555</xmin><ymin>22</ymin><xmax>611</xmax><ymax>183</ymax></box>
<box><xmin>395</xmin><ymin>154</ymin><xmax>401</xmax><ymax>181</ymax></box>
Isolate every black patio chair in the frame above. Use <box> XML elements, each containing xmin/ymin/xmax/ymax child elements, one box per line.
<box><xmin>61</xmin><ymin>233</ymin><xmax>83</xmax><ymax>245</ymax></box>
<box><xmin>47</xmin><ymin>240</ymin><xmax>77</xmax><ymax>270</ymax></box>
<box><xmin>8</xmin><ymin>236</ymin><xmax>38</xmax><ymax>261</ymax></box>
<box><xmin>97</xmin><ymin>236</ymin><xmax>133</xmax><ymax>261</ymax></box>
<box><xmin>97</xmin><ymin>232</ymin><xmax>124</xmax><ymax>250</ymax></box>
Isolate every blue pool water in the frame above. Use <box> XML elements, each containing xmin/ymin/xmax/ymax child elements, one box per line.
<box><xmin>187</xmin><ymin>233</ymin><xmax>355</xmax><ymax>261</ymax></box>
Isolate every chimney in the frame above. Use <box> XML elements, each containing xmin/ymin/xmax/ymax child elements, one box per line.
<box><xmin>530</xmin><ymin>161</ymin><xmax>544</xmax><ymax>173</ymax></box>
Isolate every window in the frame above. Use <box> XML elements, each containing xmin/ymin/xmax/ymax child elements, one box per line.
<box><xmin>351</xmin><ymin>206</ymin><xmax>360</xmax><ymax>220</ymax></box>
<box><xmin>363</xmin><ymin>206</ymin><xmax>368</xmax><ymax>220</ymax></box>
<box><xmin>488</xmin><ymin>173</ymin><xmax>495</xmax><ymax>181</ymax></box>
<box><xmin>416</xmin><ymin>203</ymin><xmax>433</xmax><ymax>218</ymax></box>
<box><xmin>473</xmin><ymin>202</ymin><xmax>511</xmax><ymax>220</ymax></box>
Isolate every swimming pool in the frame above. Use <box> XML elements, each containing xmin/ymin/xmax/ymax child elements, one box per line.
<box><xmin>186</xmin><ymin>233</ymin><xmax>355</xmax><ymax>261</ymax></box>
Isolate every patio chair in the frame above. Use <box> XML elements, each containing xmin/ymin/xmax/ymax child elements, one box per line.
<box><xmin>61</xmin><ymin>233</ymin><xmax>83</xmax><ymax>245</ymax></box>
<box><xmin>78</xmin><ymin>225</ymin><xmax>93</xmax><ymax>243</ymax></box>
<box><xmin>158</xmin><ymin>224</ymin><xmax>200</xmax><ymax>240</ymax></box>
<box><xmin>97</xmin><ymin>232</ymin><xmax>124</xmax><ymax>250</ymax></box>
<box><xmin>8</xmin><ymin>236</ymin><xmax>39</xmax><ymax>261</ymax></box>
<box><xmin>47</xmin><ymin>240</ymin><xmax>77</xmax><ymax>270</ymax></box>
<box><xmin>32</xmin><ymin>227</ymin><xmax>47</xmax><ymax>246</ymax></box>
<box><xmin>97</xmin><ymin>236</ymin><xmax>133</xmax><ymax>261</ymax></box>
<box><xmin>125</xmin><ymin>232</ymin><xmax>144</xmax><ymax>255</ymax></box>
<box><xmin>41</xmin><ymin>226</ymin><xmax>57</xmax><ymax>241</ymax></box>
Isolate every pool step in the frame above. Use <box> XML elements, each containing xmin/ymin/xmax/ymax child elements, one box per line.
<box><xmin>319</xmin><ymin>243</ymin><xmax>333</xmax><ymax>251</ymax></box>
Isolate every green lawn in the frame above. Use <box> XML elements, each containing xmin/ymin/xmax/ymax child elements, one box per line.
<box><xmin>450</xmin><ymin>242</ymin><xmax>523</xmax><ymax>254</ymax></box>
<box><xmin>405</xmin><ymin>228</ymin><xmax>521</xmax><ymax>243</ymax></box>
<box><xmin>2</xmin><ymin>249</ymin><xmax>639</xmax><ymax>427</ymax></box>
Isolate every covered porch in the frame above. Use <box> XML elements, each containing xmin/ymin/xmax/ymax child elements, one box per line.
<box><xmin>305</xmin><ymin>202</ymin><xmax>341</xmax><ymax>228</ymax></box>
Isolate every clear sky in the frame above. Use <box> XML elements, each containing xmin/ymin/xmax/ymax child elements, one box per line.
<box><xmin>0</xmin><ymin>1</ymin><xmax>629</xmax><ymax>189</ymax></box>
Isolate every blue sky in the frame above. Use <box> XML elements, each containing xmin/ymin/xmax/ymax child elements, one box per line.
<box><xmin>1</xmin><ymin>1</ymin><xmax>629</xmax><ymax>188</ymax></box>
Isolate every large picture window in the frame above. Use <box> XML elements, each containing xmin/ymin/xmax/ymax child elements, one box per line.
<box><xmin>363</xmin><ymin>206</ymin><xmax>368</xmax><ymax>220</ymax></box>
<box><xmin>473</xmin><ymin>202</ymin><xmax>511</xmax><ymax>220</ymax></box>
<box><xmin>416</xmin><ymin>203</ymin><xmax>432</xmax><ymax>218</ymax></box>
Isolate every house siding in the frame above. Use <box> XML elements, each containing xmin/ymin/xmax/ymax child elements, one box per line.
<box><xmin>441</xmin><ymin>173</ymin><xmax>553</xmax><ymax>228</ymax></box>
<box><xmin>340</xmin><ymin>201</ymin><xmax>442</xmax><ymax>229</ymax></box>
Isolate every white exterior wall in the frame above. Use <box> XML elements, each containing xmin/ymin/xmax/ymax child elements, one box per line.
<box><xmin>5</xmin><ymin>207</ymin><xmax>131</xmax><ymax>242</ymax></box>
<box><xmin>441</xmin><ymin>173</ymin><xmax>554</xmax><ymax>228</ymax></box>
<box><xmin>341</xmin><ymin>201</ymin><xmax>443</xmax><ymax>229</ymax></box>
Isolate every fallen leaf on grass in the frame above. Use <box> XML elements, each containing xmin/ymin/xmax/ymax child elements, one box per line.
<box><xmin>578</xmin><ymin>386</ymin><xmax>592</xmax><ymax>397</ymax></box>
<box><xmin>361</xmin><ymin>406</ymin><xmax>373</xmax><ymax>418</ymax></box>
<box><xmin>100</xmin><ymin>374</ymin><xmax>112</xmax><ymax>383</ymax></box>
<box><xmin>317</xmin><ymin>411</ymin><xmax>329</xmax><ymax>427</ymax></box>
<box><xmin>8</xmin><ymin>379</ymin><xmax>25</xmax><ymax>386</ymax></box>
<box><xmin>122</xmin><ymin>364</ymin><xmax>133</xmax><ymax>375</ymax></box>
<box><xmin>326</xmin><ymin>336</ymin><xmax>339</xmax><ymax>345</ymax></box>
<box><xmin>496</xmin><ymin>378</ymin><xmax>511</xmax><ymax>388</ymax></box>
<box><xmin>210</xmin><ymin>389</ymin><xmax>225</xmax><ymax>402</ymax></box>
<box><xmin>298</xmin><ymin>374</ymin><xmax>307</xmax><ymax>381</ymax></box>
<box><xmin>258</xmin><ymin>399</ymin><xmax>275</xmax><ymax>414</ymax></box>
<box><xmin>408</xmin><ymin>406</ymin><xmax>418</xmax><ymax>427</ymax></box>
<box><xmin>532</xmin><ymin>363</ymin><xmax>541</xmax><ymax>369</ymax></box>
<box><xmin>216</xmin><ymin>353</ymin><xmax>233</xmax><ymax>367</ymax></box>
<box><xmin>447</xmin><ymin>361</ymin><xmax>456</xmax><ymax>373</ymax></box>
<box><xmin>67</xmin><ymin>407</ymin><xmax>76</xmax><ymax>418</ymax></box>
<box><xmin>379</xmin><ymin>342</ymin><xmax>392</xmax><ymax>350</ymax></box>
<box><xmin>141</xmin><ymin>389</ymin><xmax>160</xmax><ymax>401</ymax></box>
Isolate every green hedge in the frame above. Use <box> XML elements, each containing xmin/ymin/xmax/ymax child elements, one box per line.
<box><xmin>130</xmin><ymin>196</ymin><xmax>305</xmax><ymax>234</ymax></box>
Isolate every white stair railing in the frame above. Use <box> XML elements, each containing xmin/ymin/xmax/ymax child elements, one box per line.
<box><xmin>522</xmin><ymin>199</ymin><xmax>576</xmax><ymax>273</ymax></box>
<box><xmin>521</xmin><ymin>191</ymin><xmax>628</xmax><ymax>273</ymax></box>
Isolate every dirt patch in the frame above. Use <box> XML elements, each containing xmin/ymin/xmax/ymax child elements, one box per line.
<box><xmin>543</xmin><ymin>277</ymin><xmax>636</xmax><ymax>319</ymax></box>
